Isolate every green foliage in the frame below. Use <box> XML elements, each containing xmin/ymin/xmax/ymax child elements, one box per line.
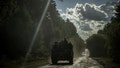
<box><xmin>112</xmin><ymin>2</ymin><xmax>120</xmax><ymax>22</ymax></box>
<box><xmin>103</xmin><ymin>22</ymin><xmax>120</xmax><ymax>63</ymax></box>
<box><xmin>0</xmin><ymin>0</ymin><xmax>84</xmax><ymax>67</ymax></box>
<box><xmin>90</xmin><ymin>1</ymin><xmax>120</xmax><ymax>63</ymax></box>
<box><xmin>102</xmin><ymin>1</ymin><xmax>120</xmax><ymax>63</ymax></box>
<box><xmin>86</xmin><ymin>34</ymin><xmax>107</xmax><ymax>57</ymax></box>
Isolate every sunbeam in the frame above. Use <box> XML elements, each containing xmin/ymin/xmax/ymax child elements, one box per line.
<box><xmin>21</xmin><ymin>0</ymin><xmax>51</xmax><ymax>68</ymax></box>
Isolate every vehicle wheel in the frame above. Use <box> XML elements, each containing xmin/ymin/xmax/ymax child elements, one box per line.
<box><xmin>52</xmin><ymin>59</ymin><xmax>57</xmax><ymax>64</ymax></box>
<box><xmin>69</xmin><ymin>59</ymin><xmax>73</xmax><ymax>64</ymax></box>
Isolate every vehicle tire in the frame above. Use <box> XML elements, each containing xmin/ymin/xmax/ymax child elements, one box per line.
<box><xmin>52</xmin><ymin>59</ymin><xmax>57</xmax><ymax>64</ymax></box>
<box><xmin>69</xmin><ymin>59</ymin><xmax>73</xmax><ymax>64</ymax></box>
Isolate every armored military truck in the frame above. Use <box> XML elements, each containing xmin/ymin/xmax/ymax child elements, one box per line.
<box><xmin>51</xmin><ymin>38</ymin><xmax>73</xmax><ymax>64</ymax></box>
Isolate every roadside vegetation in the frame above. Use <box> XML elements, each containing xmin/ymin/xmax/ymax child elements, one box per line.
<box><xmin>0</xmin><ymin>0</ymin><xmax>84</xmax><ymax>68</ymax></box>
<box><xmin>86</xmin><ymin>1</ymin><xmax>120</xmax><ymax>68</ymax></box>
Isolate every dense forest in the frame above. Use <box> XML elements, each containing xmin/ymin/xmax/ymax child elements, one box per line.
<box><xmin>1</xmin><ymin>0</ymin><xmax>120</xmax><ymax>68</ymax></box>
<box><xmin>86</xmin><ymin>1</ymin><xmax>120</xmax><ymax>67</ymax></box>
<box><xmin>0</xmin><ymin>0</ymin><xmax>85</xmax><ymax>68</ymax></box>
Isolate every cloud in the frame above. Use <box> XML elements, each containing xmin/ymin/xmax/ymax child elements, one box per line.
<box><xmin>59</xmin><ymin>0</ymin><xmax>64</xmax><ymax>2</ymax></box>
<box><xmin>80</xmin><ymin>23</ymin><xmax>93</xmax><ymax>31</ymax></box>
<box><xmin>81</xmin><ymin>3</ymin><xmax>108</xmax><ymax>21</ymax></box>
<box><xmin>58</xmin><ymin>3</ymin><xmax>115</xmax><ymax>40</ymax></box>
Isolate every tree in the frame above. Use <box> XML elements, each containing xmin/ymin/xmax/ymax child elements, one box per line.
<box><xmin>86</xmin><ymin>34</ymin><xmax>106</xmax><ymax>57</ymax></box>
<box><xmin>100</xmin><ymin>1</ymin><xmax>120</xmax><ymax>63</ymax></box>
<box><xmin>0</xmin><ymin>0</ymin><xmax>85</xmax><ymax>67</ymax></box>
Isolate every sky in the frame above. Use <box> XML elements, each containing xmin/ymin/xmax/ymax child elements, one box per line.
<box><xmin>54</xmin><ymin>0</ymin><xmax>118</xmax><ymax>40</ymax></box>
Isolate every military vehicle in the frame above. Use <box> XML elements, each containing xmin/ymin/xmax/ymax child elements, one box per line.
<box><xmin>51</xmin><ymin>38</ymin><xmax>73</xmax><ymax>64</ymax></box>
